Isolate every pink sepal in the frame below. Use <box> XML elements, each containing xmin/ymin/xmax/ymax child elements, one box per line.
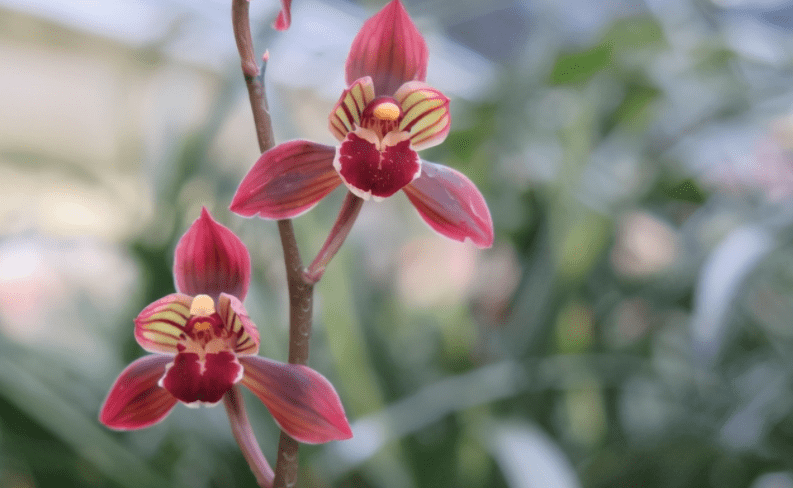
<box><xmin>217</xmin><ymin>293</ymin><xmax>260</xmax><ymax>356</ymax></box>
<box><xmin>230</xmin><ymin>140</ymin><xmax>342</xmax><ymax>220</ymax></box>
<box><xmin>99</xmin><ymin>355</ymin><xmax>178</xmax><ymax>431</ymax></box>
<box><xmin>272</xmin><ymin>0</ymin><xmax>292</xmax><ymax>31</ymax></box>
<box><xmin>134</xmin><ymin>293</ymin><xmax>193</xmax><ymax>354</ymax></box>
<box><xmin>174</xmin><ymin>207</ymin><xmax>251</xmax><ymax>302</ymax></box>
<box><xmin>403</xmin><ymin>162</ymin><xmax>494</xmax><ymax>248</ymax></box>
<box><xmin>239</xmin><ymin>356</ymin><xmax>353</xmax><ymax>444</ymax></box>
<box><xmin>345</xmin><ymin>0</ymin><xmax>428</xmax><ymax>96</ymax></box>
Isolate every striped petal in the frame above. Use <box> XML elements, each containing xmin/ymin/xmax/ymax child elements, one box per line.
<box><xmin>329</xmin><ymin>77</ymin><xmax>376</xmax><ymax>141</ymax></box>
<box><xmin>134</xmin><ymin>294</ymin><xmax>193</xmax><ymax>354</ymax></box>
<box><xmin>346</xmin><ymin>0</ymin><xmax>428</xmax><ymax>96</ymax></box>
<box><xmin>217</xmin><ymin>293</ymin><xmax>259</xmax><ymax>356</ymax></box>
<box><xmin>230</xmin><ymin>140</ymin><xmax>342</xmax><ymax>220</ymax></box>
<box><xmin>395</xmin><ymin>81</ymin><xmax>451</xmax><ymax>151</ymax></box>
<box><xmin>99</xmin><ymin>355</ymin><xmax>177</xmax><ymax>431</ymax></box>
<box><xmin>403</xmin><ymin>161</ymin><xmax>494</xmax><ymax>248</ymax></box>
<box><xmin>239</xmin><ymin>356</ymin><xmax>353</xmax><ymax>444</ymax></box>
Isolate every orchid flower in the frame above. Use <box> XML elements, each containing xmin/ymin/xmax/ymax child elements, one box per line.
<box><xmin>99</xmin><ymin>208</ymin><xmax>352</xmax><ymax>445</ymax></box>
<box><xmin>230</xmin><ymin>0</ymin><xmax>493</xmax><ymax>249</ymax></box>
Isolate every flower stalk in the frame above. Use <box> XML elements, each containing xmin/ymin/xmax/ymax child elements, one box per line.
<box><xmin>224</xmin><ymin>386</ymin><xmax>274</xmax><ymax>488</ymax></box>
<box><xmin>230</xmin><ymin>1</ymin><xmax>314</xmax><ymax>485</ymax></box>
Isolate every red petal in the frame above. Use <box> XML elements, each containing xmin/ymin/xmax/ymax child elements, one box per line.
<box><xmin>345</xmin><ymin>0</ymin><xmax>428</xmax><ymax>96</ymax></box>
<box><xmin>160</xmin><ymin>352</ymin><xmax>243</xmax><ymax>406</ymax></box>
<box><xmin>334</xmin><ymin>129</ymin><xmax>421</xmax><ymax>201</ymax></box>
<box><xmin>134</xmin><ymin>293</ymin><xmax>193</xmax><ymax>354</ymax></box>
<box><xmin>174</xmin><ymin>207</ymin><xmax>251</xmax><ymax>302</ymax></box>
<box><xmin>403</xmin><ymin>162</ymin><xmax>494</xmax><ymax>248</ymax></box>
<box><xmin>217</xmin><ymin>293</ymin><xmax>260</xmax><ymax>356</ymax></box>
<box><xmin>99</xmin><ymin>355</ymin><xmax>177</xmax><ymax>431</ymax></box>
<box><xmin>230</xmin><ymin>140</ymin><xmax>342</xmax><ymax>220</ymax></box>
<box><xmin>272</xmin><ymin>0</ymin><xmax>292</xmax><ymax>31</ymax></box>
<box><xmin>239</xmin><ymin>356</ymin><xmax>353</xmax><ymax>444</ymax></box>
<box><xmin>329</xmin><ymin>77</ymin><xmax>376</xmax><ymax>141</ymax></box>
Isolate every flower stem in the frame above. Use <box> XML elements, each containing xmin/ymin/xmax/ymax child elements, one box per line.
<box><xmin>224</xmin><ymin>387</ymin><xmax>274</xmax><ymax>488</ymax></box>
<box><xmin>304</xmin><ymin>191</ymin><xmax>364</xmax><ymax>284</ymax></box>
<box><xmin>231</xmin><ymin>1</ymin><xmax>314</xmax><ymax>486</ymax></box>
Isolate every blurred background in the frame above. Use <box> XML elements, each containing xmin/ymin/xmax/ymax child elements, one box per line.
<box><xmin>3</xmin><ymin>0</ymin><xmax>793</xmax><ymax>486</ymax></box>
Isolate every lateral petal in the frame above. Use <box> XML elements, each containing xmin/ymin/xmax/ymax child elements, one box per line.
<box><xmin>345</xmin><ymin>0</ymin><xmax>428</xmax><ymax>96</ymax></box>
<box><xmin>394</xmin><ymin>81</ymin><xmax>451</xmax><ymax>151</ymax></box>
<box><xmin>134</xmin><ymin>293</ymin><xmax>193</xmax><ymax>354</ymax></box>
<box><xmin>329</xmin><ymin>76</ymin><xmax>376</xmax><ymax>141</ymax></box>
<box><xmin>403</xmin><ymin>162</ymin><xmax>494</xmax><ymax>248</ymax></box>
<box><xmin>217</xmin><ymin>293</ymin><xmax>260</xmax><ymax>356</ymax></box>
<box><xmin>239</xmin><ymin>356</ymin><xmax>353</xmax><ymax>444</ymax></box>
<box><xmin>99</xmin><ymin>355</ymin><xmax>177</xmax><ymax>431</ymax></box>
<box><xmin>174</xmin><ymin>207</ymin><xmax>252</xmax><ymax>302</ymax></box>
<box><xmin>230</xmin><ymin>140</ymin><xmax>342</xmax><ymax>220</ymax></box>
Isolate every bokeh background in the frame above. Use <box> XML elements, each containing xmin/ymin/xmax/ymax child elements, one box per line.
<box><xmin>3</xmin><ymin>0</ymin><xmax>793</xmax><ymax>486</ymax></box>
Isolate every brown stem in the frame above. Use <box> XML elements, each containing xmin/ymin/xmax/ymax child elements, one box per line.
<box><xmin>304</xmin><ymin>191</ymin><xmax>364</xmax><ymax>284</ymax></box>
<box><xmin>231</xmin><ymin>1</ymin><xmax>313</xmax><ymax>487</ymax></box>
<box><xmin>224</xmin><ymin>387</ymin><xmax>274</xmax><ymax>488</ymax></box>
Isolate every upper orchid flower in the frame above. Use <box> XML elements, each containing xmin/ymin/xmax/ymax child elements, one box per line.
<box><xmin>231</xmin><ymin>0</ymin><xmax>493</xmax><ymax>249</ymax></box>
<box><xmin>100</xmin><ymin>208</ymin><xmax>352</xmax><ymax>444</ymax></box>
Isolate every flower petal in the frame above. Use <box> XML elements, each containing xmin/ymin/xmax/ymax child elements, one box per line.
<box><xmin>174</xmin><ymin>207</ymin><xmax>252</xmax><ymax>302</ymax></box>
<box><xmin>99</xmin><ymin>355</ymin><xmax>177</xmax><ymax>431</ymax></box>
<box><xmin>217</xmin><ymin>293</ymin><xmax>259</xmax><ymax>356</ymax></box>
<box><xmin>394</xmin><ymin>81</ymin><xmax>450</xmax><ymax>151</ymax></box>
<box><xmin>333</xmin><ymin>129</ymin><xmax>421</xmax><ymax>201</ymax></box>
<box><xmin>345</xmin><ymin>0</ymin><xmax>428</xmax><ymax>96</ymax></box>
<box><xmin>239</xmin><ymin>356</ymin><xmax>353</xmax><ymax>444</ymax></box>
<box><xmin>134</xmin><ymin>293</ymin><xmax>193</xmax><ymax>354</ymax></box>
<box><xmin>272</xmin><ymin>0</ymin><xmax>292</xmax><ymax>31</ymax></box>
<box><xmin>329</xmin><ymin>76</ymin><xmax>376</xmax><ymax>141</ymax></box>
<box><xmin>160</xmin><ymin>352</ymin><xmax>243</xmax><ymax>406</ymax></box>
<box><xmin>230</xmin><ymin>140</ymin><xmax>342</xmax><ymax>220</ymax></box>
<box><xmin>403</xmin><ymin>161</ymin><xmax>494</xmax><ymax>248</ymax></box>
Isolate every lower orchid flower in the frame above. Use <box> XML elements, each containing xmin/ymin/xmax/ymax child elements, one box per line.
<box><xmin>99</xmin><ymin>208</ymin><xmax>352</xmax><ymax>445</ymax></box>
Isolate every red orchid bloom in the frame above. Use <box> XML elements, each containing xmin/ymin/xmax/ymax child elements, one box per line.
<box><xmin>231</xmin><ymin>0</ymin><xmax>493</xmax><ymax>248</ymax></box>
<box><xmin>99</xmin><ymin>208</ymin><xmax>352</xmax><ymax>444</ymax></box>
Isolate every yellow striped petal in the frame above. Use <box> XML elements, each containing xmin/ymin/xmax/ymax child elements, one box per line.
<box><xmin>329</xmin><ymin>76</ymin><xmax>375</xmax><ymax>141</ymax></box>
<box><xmin>134</xmin><ymin>294</ymin><xmax>193</xmax><ymax>354</ymax></box>
<box><xmin>217</xmin><ymin>293</ymin><xmax>259</xmax><ymax>356</ymax></box>
<box><xmin>395</xmin><ymin>81</ymin><xmax>451</xmax><ymax>151</ymax></box>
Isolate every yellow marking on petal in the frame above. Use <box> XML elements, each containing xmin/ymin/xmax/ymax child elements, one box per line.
<box><xmin>190</xmin><ymin>294</ymin><xmax>216</xmax><ymax>316</ymax></box>
<box><xmin>373</xmin><ymin>102</ymin><xmax>400</xmax><ymax>121</ymax></box>
<box><xmin>142</xmin><ymin>330</ymin><xmax>179</xmax><ymax>345</ymax></box>
<box><xmin>148</xmin><ymin>309</ymin><xmax>188</xmax><ymax>325</ymax></box>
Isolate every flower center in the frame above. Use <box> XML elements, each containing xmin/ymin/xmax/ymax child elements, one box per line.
<box><xmin>373</xmin><ymin>102</ymin><xmax>400</xmax><ymax>121</ymax></box>
<box><xmin>361</xmin><ymin>97</ymin><xmax>402</xmax><ymax>140</ymax></box>
<box><xmin>174</xmin><ymin>295</ymin><xmax>235</xmax><ymax>356</ymax></box>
